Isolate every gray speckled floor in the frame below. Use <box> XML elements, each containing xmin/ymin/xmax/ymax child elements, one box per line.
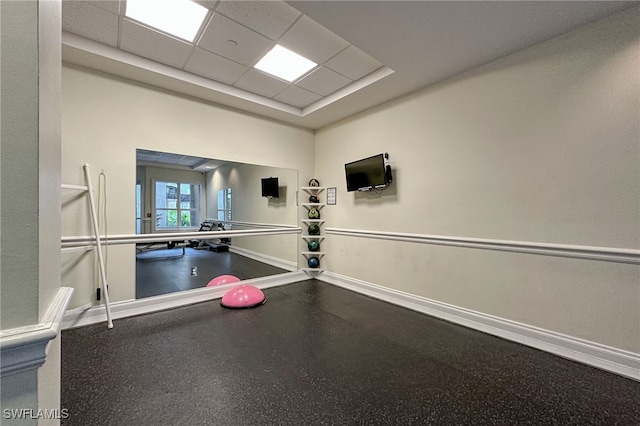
<box><xmin>62</xmin><ymin>280</ymin><xmax>640</xmax><ymax>426</ymax></box>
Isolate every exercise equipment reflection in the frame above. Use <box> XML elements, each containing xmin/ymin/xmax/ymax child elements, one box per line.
<box><xmin>207</xmin><ymin>274</ymin><xmax>241</xmax><ymax>287</ymax></box>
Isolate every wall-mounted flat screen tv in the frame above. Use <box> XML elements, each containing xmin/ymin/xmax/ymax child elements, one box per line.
<box><xmin>345</xmin><ymin>153</ymin><xmax>392</xmax><ymax>192</ymax></box>
<box><xmin>261</xmin><ymin>177</ymin><xmax>279</xmax><ymax>198</ymax></box>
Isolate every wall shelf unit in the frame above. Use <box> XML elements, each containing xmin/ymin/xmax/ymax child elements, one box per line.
<box><xmin>300</xmin><ymin>186</ymin><xmax>326</xmax><ymax>275</ymax></box>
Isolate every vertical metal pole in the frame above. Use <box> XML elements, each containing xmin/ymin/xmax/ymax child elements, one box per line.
<box><xmin>83</xmin><ymin>163</ymin><xmax>114</xmax><ymax>329</ymax></box>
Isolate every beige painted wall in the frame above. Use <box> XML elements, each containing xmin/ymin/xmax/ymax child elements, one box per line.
<box><xmin>62</xmin><ymin>65</ymin><xmax>314</xmax><ymax>308</ymax></box>
<box><xmin>314</xmin><ymin>7</ymin><xmax>640</xmax><ymax>351</ymax></box>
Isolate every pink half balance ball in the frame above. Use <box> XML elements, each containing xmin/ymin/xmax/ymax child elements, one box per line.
<box><xmin>206</xmin><ymin>275</ymin><xmax>241</xmax><ymax>287</ymax></box>
<box><xmin>220</xmin><ymin>285</ymin><xmax>266</xmax><ymax>309</ymax></box>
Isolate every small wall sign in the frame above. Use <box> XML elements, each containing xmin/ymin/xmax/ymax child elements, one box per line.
<box><xmin>327</xmin><ymin>187</ymin><xmax>337</xmax><ymax>205</ymax></box>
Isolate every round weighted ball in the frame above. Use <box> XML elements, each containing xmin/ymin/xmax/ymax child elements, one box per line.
<box><xmin>308</xmin><ymin>208</ymin><xmax>320</xmax><ymax>219</ymax></box>
<box><xmin>308</xmin><ymin>178</ymin><xmax>320</xmax><ymax>187</ymax></box>
<box><xmin>308</xmin><ymin>224</ymin><xmax>320</xmax><ymax>235</ymax></box>
<box><xmin>308</xmin><ymin>195</ymin><xmax>319</xmax><ymax>203</ymax></box>
<box><xmin>307</xmin><ymin>240</ymin><xmax>320</xmax><ymax>251</ymax></box>
<box><xmin>307</xmin><ymin>256</ymin><xmax>320</xmax><ymax>268</ymax></box>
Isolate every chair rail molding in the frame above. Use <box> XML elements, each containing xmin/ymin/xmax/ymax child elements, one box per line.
<box><xmin>0</xmin><ymin>287</ymin><xmax>74</xmax><ymax>377</ymax></box>
<box><xmin>325</xmin><ymin>228</ymin><xmax>640</xmax><ymax>264</ymax></box>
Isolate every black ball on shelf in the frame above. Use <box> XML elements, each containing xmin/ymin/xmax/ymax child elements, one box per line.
<box><xmin>308</xmin><ymin>224</ymin><xmax>320</xmax><ymax>235</ymax></box>
<box><xmin>308</xmin><ymin>240</ymin><xmax>320</xmax><ymax>251</ymax></box>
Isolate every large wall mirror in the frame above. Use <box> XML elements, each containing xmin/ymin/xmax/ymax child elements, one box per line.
<box><xmin>135</xmin><ymin>149</ymin><xmax>299</xmax><ymax>299</ymax></box>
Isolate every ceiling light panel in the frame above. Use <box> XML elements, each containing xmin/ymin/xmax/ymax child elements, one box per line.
<box><xmin>125</xmin><ymin>0</ymin><xmax>209</xmax><ymax>42</ymax></box>
<box><xmin>254</xmin><ymin>45</ymin><xmax>317</xmax><ymax>82</ymax></box>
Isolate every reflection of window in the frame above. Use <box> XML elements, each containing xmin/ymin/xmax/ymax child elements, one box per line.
<box><xmin>217</xmin><ymin>188</ymin><xmax>232</xmax><ymax>226</ymax></box>
<box><xmin>155</xmin><ymin>181</ymin><xmax>202</xmax><ymax>230</ymax></box>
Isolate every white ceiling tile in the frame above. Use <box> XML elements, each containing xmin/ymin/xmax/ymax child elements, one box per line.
<box><xmin>184</xmin><ymin>48</ymin><xmax>248</xmax><ymax>85</ymax></box>
<box><xmin>120</xmin><ymin>19</ymin><xmax>193</xmax><ymax>69</ymax></box>
<box><xmin>274</xmin><ymin>85</ymin><xmax>322</xmax><ymax>108</ymax></box>
<box><xmin>296</xmin><ymin>66</ymin><xmax>352</xmax><ymax>96</ymax></box>
<box><xmin>216</xmin><ymin>1</ymin><xmax>301</xmax><ymax>40</ymax></box>
<box><xmin>198</xmin><ymin>13</ymin><xmax>273</xmax><ymax>67</ymax></box>
<box><xmin>324</xmin><ymin>45</ymin><xmax>383</xmax><ymax>80</ymax></box>
<box><xmin>279</xmin><ymin>16</ymin><xmax>349</xmax><ymax>64</ymax></box>
<box><xmin>62</xmin><ymin>1</ymin><xmax>119</xmax><ymax>47</ymax></box>
<box><xmin>234</xmin><ymin>69</ymin><xmax>290</xmax><ymax>98</ymax></box>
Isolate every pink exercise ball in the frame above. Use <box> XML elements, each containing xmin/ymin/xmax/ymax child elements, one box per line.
<box><xmin>220</xmin><ymin>285</ymin><xmax>266</xmax><ymax>309</ymax></box>
<box><xmin>206</xmin><ymin>274</ymin><xmax>241</xmax><ymax>287</ymax></box>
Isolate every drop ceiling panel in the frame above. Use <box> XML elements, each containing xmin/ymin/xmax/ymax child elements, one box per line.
<box><xmin>234</xmin><ymin>69</ymin><xmax>290</xmax><ymax>98</ymax></box>
<box><xmin>274</xmin><ymin>85</ymin><xmax>322</xmax><ymax>108</ymax></box>
<box><xmin>325</xmin><ymin>45</ymin><xmax>384</xmax><ymax>80</ymax></box>
<box><xmin>198</xmin><ymin>13</ymin><xmax>274</xmax><ymax>67</ymax></box>
<box><xmin>62</xmin><ymin>1</ymin><xmax>119</xmax><ymax>47</ymax></box>
<box><xmin>184</xmin><ymin>48</ymin><xmax>248</xmax><ymax>85</ymax></box>
<box><xmin>297</xmin><ymin>66</ymin><xmax>352</xmax><ymax>96</ymax></box>
<box><xmin>279</xmin><ymin>16</ymin><xmax>350</xmax><ymax>64</ymax></box>
<box><xmin>120</xmin><ymin>19</ymin><xmax>193</xmax><ymax>69</ymax></box>
<box><xmin>216</xmin><ymin>0</ymin><xmax>301</xmax><ymax>40</ymax></box>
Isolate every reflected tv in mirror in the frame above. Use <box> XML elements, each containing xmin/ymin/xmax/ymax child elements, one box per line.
<box><xmin>345</xmin><ymin>153</ymin><xmax>391</xmax><ymax>192</ymax></box>
<box><xmin>261</xmin><ymin>177</ymin><xmax>279</xmax><ymax>198</ymax></box>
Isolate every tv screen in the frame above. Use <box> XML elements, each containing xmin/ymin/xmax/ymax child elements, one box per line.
<box><xmin>261</xmin><ymin>177</ymin><xmax>279</xmax><ymax>198</ymax></box>
<box><xmin>345</xmin><ymin>153</ymin><xmax>390</xmax><ymax>192</ymax></box>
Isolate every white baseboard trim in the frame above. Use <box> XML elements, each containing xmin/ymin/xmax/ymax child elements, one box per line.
<box><xmin>61</xmin><ymin>271</ymin><xmax>308</xmax><ymax>330</ymax></box>
<box><xmin>318</xmin><ymin>272</ymin><xmax>640</xmax><ymax>381</ymax></box>
<box><xmin>229</xmin><ymin>246</ymin><xmax>297</xmax><ymax>271</ymax></box>
<box><xmin>1</xmin><ymin>287</ymin><xmax>74</xmax><ymax>377</ymax></box>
